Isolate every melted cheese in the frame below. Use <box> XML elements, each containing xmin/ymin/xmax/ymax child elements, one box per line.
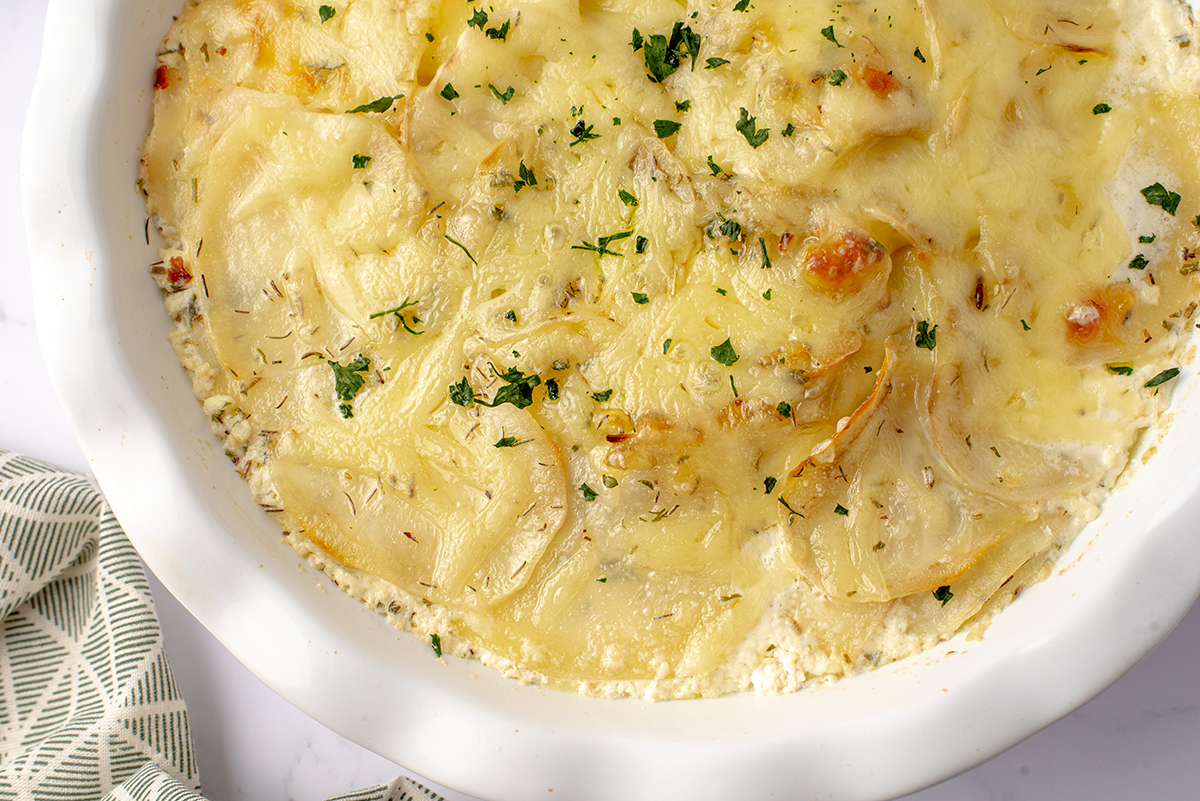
<box><xmin>142</xmin><ymin>0</ymin><xmax>1200</xmax><ymax>697</ymax></box>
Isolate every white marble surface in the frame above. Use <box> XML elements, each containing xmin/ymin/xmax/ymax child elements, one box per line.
<box><xmin>4</xmin><ymin>2</ymin><xmax>1199</xmax><ymax>799</ymax></box>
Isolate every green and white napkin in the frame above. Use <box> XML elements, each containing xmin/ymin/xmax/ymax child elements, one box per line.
<box><xmin>0</xmin><ymin>451</ymin><xmax>443</xmax><ymax>801</ymax></box>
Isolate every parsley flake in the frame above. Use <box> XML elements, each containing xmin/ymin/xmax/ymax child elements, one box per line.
<box><xmin>1093</xmin><ymin>103</ymin><xmax>1112</xmax><ymax>115</ymax></box>
<box><xmin>719</xmin><ymin>218</ymin><xmax>742</xmax><ymax>240</ymax></box>
<box><xmin>319</xmin><ymin>5</ymin><xmax>336</xmax><ymax>23</ymax></box>
<box><xmin>707</xmin><ymin>155</ymin><xmax>723</xmax><ymax>175</ymax></box>
<box><xmin>734</xmin><ymin>0</ymin><xmax>751</xmax><ymax>10</ymax></box>
<box><xmin>489</xmin><ymin>84</ymin><xmax>514</xmax><ymax>104</ymax></box>
<box><xmin>631</xmin><ymin>28</ymin><xmax>643</xmax><ymax>51</ymax></box>
<box><xmin>636</xmin><ymin>236</ymin><xmax>649</xmax><ymax>254</ymax></box>
<box><xmin>654</xmin><ymin>119</ymin><xmax>683</xmax><ymax>138</ymax></box>
<box><xmin>915</xmin><ymin>320</ymin><xmax>938</xmax><ymax>350</ymax></box>
<box><xmin>828</xmin><ymin>69</ymin><xmax>848</xmax><ymax>86</ymax></box>
<box><xmin>914</xmin><ymin>47</ymin><xmax>926</xmax><ymax>63</ymax></box>
<box><xmin>1145</xmin><ymin>367</ymin><xmax>1180</xmax><ymax>388</ymax></box>
<box><xmin>781</xmin><ymin>122</ymin><xmax>796</xmax><ymax>137</ymax></box>
<box><xmin>330</xmin><ymin>355</ymin><xmax>371</xmax><ymax>418</ymax></box>
<box><xmin>643</xmin><ymin>22</ymin><xmax>700</xmax><ymax>83</ymax></box>
<box><xmin>736</xmin><ymin>107</ymin><xmax>769</xmax><ymax>148</ymax></box>
<box><xmin>676</xmin><ymin>100</ymin><xmax>692</xmax><ymax>113</ymax></box>
<box><xmin>618</xmin><ymin>189</ymin><xmax>639</xmax><ymax>207</ymax></box>
<box><xmin>513</xmin><ymin>161</ymin><xmax>537</xmax><ymax>193</ymax></box>
<box><xmin>494</xmin><ymin>436</ymin><xmax>518</xmax><ymax>448</ymax></box>
<box><xmin>632</xmin><ymin>291</ymin><xmax>650</xmax><ymax>304</ymax></box>
<box><xmin>573</xmin><ymin>230</ymin><xmax>633</xmax><ymax>257</ymax></box>
<box><xmin>834</xmin><ymin>503</ymin><xmax>849</xmax><ymax>516</ymax></box>
<box><xmin>1105</xmin><ymin>363</ymin><xmax>1134</xmax><ymax>376</ymax></box>
<box><xmin>352</xmin><ymin>154</ymin><xmax>371</xmax><ymax>169</ymax></box>
<box><xmin>1142</xmin><ymin>182</ymin><xmax>1182</xmax><ymax>216</ymax></box>
<box><xmin>569</xmin><ymin>119</ymin><xmax>600</xmax><ymax>145</ymax></box>
<box><xmin>760</xmin><ymin>237</ymin><xmax>773</xmax><ymax>269</ymax></box>
<box><xmin>763</xmin><ymin>288</ymin><xmax>772</xmax><ymax>300</ymax></box>
<box><xmin>485</xmin><ymin>19</ymin><xmax>510</xmax><ymax>40</ymax></box>
<box><xmin>430</xmin><ymin>633</ymin><xmax>442</xmax><ymax>657</ymax></box>
<box><xmin>591</xmin><ymin>389</ymin><xmax>614</xmax><ymax>402</ymax></box>
<box><xmin>440</xmin><ymin>83</ymin><xmax>459</xmax><ymax>100</ymax></box>
<box><xmin>933</xmin><ymin>585</ymin><xmax>954</xmax><ymax>606</ymax></box>
<box><xmin>468</xmin><ymin>8</ymin><xmax>487</xmax><ymax>29</ymax></box>
<box><xmin>444</xmin><ymin>235</ymin><xmax>477</xmax><ymax>265</ymax></box>
<box><xmin>347</xmin><ymin>95</ymin><xmax>401</xmax><ymax>114</ymax></box>
<box><xmin>711</xmin><ymin>338</ymin><xmax>739</xmax><ymax>366</ymax></box>
<box><xmin>777</xmin><ymin>401</ymin><xmax>792</xmax><ymax>418</ymax></box>
<box><xmin>706</xmin><ymin>57</ymin><xmax>730</xmax><ymax>69</ymax></box>
<box><xmin>1139</xmin><ymin>234</ymin><xmax>1157</xmax><ymax>243</ymax></box>
<box><xmin>1129</xmin><ymin>254</ymin><xmax>1149</xmax><ymax>270</ymax></box>
<box><xmin>449</xmin><ymin>377</ymin><xmax>475</xmax><ymax>407</ymax></box>
<box><xmin>763</xmin><ymin>476</ymin><xmax>777</xmax><ymax>493</ymax></box>
<box><xmin>821</xmin><ymin>25</ymin><xmax>842</xmax><ymax>47</ymax></box>
<box><xmin>1021</xmin><ymin>319</ymin><xmax>1031</xmax><ymax>331</ymax></box>
<box><xmin>663</xmin><ymin>338</ymin><xmax>674</xmax><ymax>355</ymax></box>
<box><xmin>580</xmin><ymin>483</ymin><xmax>599</xmax><ymax>502</ymax></box>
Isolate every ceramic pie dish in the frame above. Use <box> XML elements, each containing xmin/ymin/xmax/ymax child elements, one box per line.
<box><xmin>22</xmin><ymin>0</ymin><xmax>1200</xmax><ymax>798</ymax></box>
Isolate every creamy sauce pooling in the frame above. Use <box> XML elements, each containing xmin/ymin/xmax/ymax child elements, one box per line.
<box><xmin>142</xmin><ymin>0</ymin><xmax>1200</xmax><ymax>697</ymax></box>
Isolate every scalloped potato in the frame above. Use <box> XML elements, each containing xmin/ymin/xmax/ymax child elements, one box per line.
<box><xmin>142</xmin><ymin>0</ymin><xmax>1200</xmax><ymax>698</ymax></box>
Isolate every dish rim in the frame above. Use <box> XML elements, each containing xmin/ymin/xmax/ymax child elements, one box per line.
<box><xmin>22</xmin><ymin>0</ymin><xmax>1200</xmax><ymax>798</ymax></box>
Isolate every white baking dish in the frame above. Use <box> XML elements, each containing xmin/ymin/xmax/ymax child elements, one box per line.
<box><xmin>22</xmin><ymin>0</ymin><xmax>1200</xmax><ymax>798</ymax></box>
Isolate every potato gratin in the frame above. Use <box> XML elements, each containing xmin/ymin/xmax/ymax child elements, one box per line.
<box><xmin>142</xmin><ymin>0</ymin><xmax>1200</xmax><ymax>697</ymax></box>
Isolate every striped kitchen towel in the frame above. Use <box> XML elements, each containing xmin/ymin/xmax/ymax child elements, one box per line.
<box><xmin>0</xmin><ymin>452</ymin><xmax>441</xmax><ymax>801</ymax></box>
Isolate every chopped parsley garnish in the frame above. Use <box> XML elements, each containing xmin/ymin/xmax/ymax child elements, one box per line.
<box><xmin>630</xmin><ymin>28</ymin><xmax>643</xmax><ymax>51</ymax></box>
<box><xmin>347</xmin><ymin>95</ymin><xmax>402</xmax><ymax>114</ymax></box>
<box><xmin>319</xmin><ymin>5</ymin><xmax>336</xmax><ymax>23</ymax></box>
<box><xmin>778</xmin><ymin>496</ymin><xmax>804</xmax><ymax>520</ymax></box>
<box><xmin>330</xmin><ymin>355</ymin><xmax>371</xmax><ymax>418</ymax></box>
<box><xmin>675</xmin><ymin>99</ymin><xmax>691</xmax><ymax>112</ymax></box>
<box><xmin>730</xmin><ymin>375</ymin><xmax>739</xmax><ymax>396</ymax></box>
<box><xmin>1145</xmin><ymin>367</ymin><xmax>1180</xmax><ymax>388</ymax></box>
<box><xmin>734</xmin><ymin>0</ymin><xmax>751</xmax><ymax>10</ymax></box>
<box><xmin>719</xmin><ymin>218</ymin><xmax>742</xmax><ymax>240</ymax></box>
<box><xmin>425</xmin><ymin>32</ymin><xmax>434</xmax><ymax>42</ymax></box>
<box><xmin>489</xmin><ymin>84</ymin><xmax>514</xmax><ymax>104</ymax></box>
<box><xmin>449</xmin><ymin>366</ymin><xmax>542</xmax><ymax>409</ymax></box>
<box><xmin>430</xmin><ymin>633</ymin><xmax>442</xmax><ymax>657</ymax></box>
<box><xmin>468</xmin><ymin>8</ymin><xmax>487</xmax><ymax>29</ymax></box>
<box><xmin>933</xmin><ymin>585</ymin><xmax>954</xmax><ymax>606</ymax></box>
<box><xmin>545</xmin><ymin>377</ymin><xmax>560</xmax><ymax>400</ymax></box>
<box><xmin>716</xmin><ymin>288</ymin><xmax>727</xmax><ymax>296</ymax></box>
<box><xmin>915</xmin><ymin>320</ymin><xmax>938</xmax><ymax>350</ymax></box>
<box><xmin>368</xmin><ymin>297</ymin><xmax>423</xmax><ymax>335</ymax></box>
<box><xmin>1129</xmin><ymin>254</ymin><xmax>1149</xmax><ymax>270</ymax></box>
<box><xmin>1139</xmin><ymin>234</ymin><xmax>1157</xmax><ymax>243</ymax></box>
<box><xmin>613</xmin><ymin>117</ymin><xmax>622</xmax><ymax>125</ymax></box>
<box><xmin>618</xmin><ymin>189</ymin><xmax>638</xmax><ymax>207</ymax></box>
<box><xmin>763</xmin><ymin>288</ymin><xmax>772</xmax><ymax>300</ymax></box>
<box><xmin>710</xmin><ymin>338</ymin><xmax>739</xmax><ymax>366</ymax></box>
<box><xmin>759</xmin><ymin>237</ymin><xmax>772</xmax><ymax>269</ymax></box>
<box><xmin>444</xmin><ymin>235</ymin><xmax>477</xmax><ymax>265</ymax></box>
<box><xmin>1093</xmin><ymin>103</ymin><xmax>1112</xmax><ymax>115</ymax></box>
<box><xmin>568</xmin><ymin>119</ymin><xmax>600</xmax><ymax>145</ymax></box>
<box><xmin>828</xmin><ymin>69</ymin><xmax>848</xmax><ymax>86</ymax></box>
<box><xmin>1021</xmin><ymin>319</ymin><xmax>1031</xmax><ymax>331</ymax></box>
<box><xmin>1036</xmin><ymin>64</ymin><xmax>1052</xmax><ymax>76</ymax></box>
<box><xmin>834</xmin><ymin>503</ymin><xmax>849</xmax><ymax>516</ymax></box>
<box><xmin>707</xmin><ymin>155</ymin><xmax>723</xmax><ymax>175</ymax></box>
<box><xmin>580</xmin><ymin>483</ymin><xmax>599</xmax><ymax>502</ymax></box>
<box><xmin>873</xmin><ymin>541</ymin><xmax>886</xmax><ymax>551</ymax></box>
<box><xmin>440</xmin><ymin>83</ymin><xmax>459</xmax><ymax>100</ymax></box>
<box><xmin>1105</xmin><ymin>363</ymin><xmax>1134</xmax><ymax>376</ymax></box>
<box><xmin>820</xmin><ymin>25</ymin><xmax>842</xmax><ymax>47</ymax></box>
<box><xmin>352</xmin><ymin>154</ymin><xmax>371</xmax><ymax>169</ymax></box>
<box><xmin>736</xmin><ymin>107</ymin><xmax>769</xmax><ymax>148</ymax></box>
<box><xmin>485</xmin><ymin>20</ymin><xmax>510</xmax><ymax>40</ymax></box>
<box><xmin>632</xmin><ymin>291</ymin><xmax>650</xmax><ymax>304</ymax></box>
<box><xmin>513</xmin><ymin>161</ymin><xmax>537</xmax><ymax>193</ymax></box>
<box><xmin>504</xmin><ymin>309</ymin><xmax>517</xmax><ymax>322</ymax></box>
<box><xmin>781</xmin><ymin>122</ymin><xmax>796</xmax><ymax>137</ymax></box>
<box><xmin>643</xmin><ymin>22</ymin><xmax>700</xmax><ymax>84</ymax></box>
<box><xmin>663</xmin><ymin>338</ymin><xmax>674</xmax><ymax>355</ymax></box>
<box><xmin>763</xmin><ymin>476</ymin><xmax>777</xmax><ymax>493</ymax></box>
<box><xmin>1142</xmin><ymin>182</ymin><xmax>1182</xmax><ymax>216</ymax></box>
<box><xmin>603</xmin><ymin>475</ymin><xmax>619</xmax><ymax>489</ymax></box>
<box><xmin>914</xmin><ymin>47</ymin><xmax>926</xmax><ymax>63</ymax></box>
<box><xmin>596</xmin><ymin>576</ymin><xmax>608</xmax><ymax>583</ymax></box>
<box><xmin>449</xmin><ymin>377</ymin><xmax>475</xmax><ymax>407</ymax></box>
<box><xmin>591</xmin><ymin>389</ymin><xmax>614</xmax><ymax>402</ymax></box>
<box><xmin>636</xmin><ymin>236</ymin><xmax>649</xmax><ymax>254</ymax></box>
<box><xmin>572</xmin><ymin>230</ymin><xmax>633</xmax><ymax>257</ymax></box>
<box><xmin>777</xmin><ymin>401</ymin><xmax>792</xmax><ymax>418</ymax></box>
<box><xmin>706</xmin><ymin>57</ymin><xmax>730</xmax><ymax>69</ymax></box>
<box><xmin>654</xmin><ymin>119</ymin><xmax>683</xmax><ymax>138</ymax></box>
<box><xmin>494</xmin><ymin>436</ymin><xmax>518</xmax><ymax>448</ymax></box>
